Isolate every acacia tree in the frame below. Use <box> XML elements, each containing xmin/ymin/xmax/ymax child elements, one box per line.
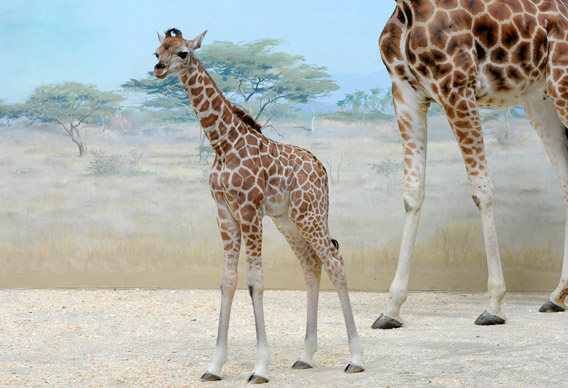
<box><xmin>25</xmin><ymin>82</ymin><xmax>123</xmax><ymax>156</ymax></box>
<box><xmin>122</xmin><ymin>73</ymin><xmax>192</xmax><ymax>115</ymax></box>
<box><xmin>123</xmin><ymin>73</ymin><xmax>211</xmax><ymax>160</ymax></box>
<box><xmin>122</xmin><ymin>71</ymin><xmax>199</xmax><ymax>127</ymax></box>
<box><xmin>201</xmin><ymin>39</ymin><xmax>339</xmax><ymax>124</ymax></box>
<box><xmin>123</xmin><ymin>39</ymin><xmax>338</xmax><ymax>126</ymax></box>
<box><xmin>0</xmin><ymin>100</ymin><xmax>24</xmax><ymax>126</ymax></box>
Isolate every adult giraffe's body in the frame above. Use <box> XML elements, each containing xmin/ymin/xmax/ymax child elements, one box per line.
<box><xmin>375</xmin><ymin>0</ymin><xmax>568</xmax><ymax>329</ymax></box>
<box><xmin>153</xmin><ymin>29</ymin><xmax>363</xmax><ymax>383</ymax></box>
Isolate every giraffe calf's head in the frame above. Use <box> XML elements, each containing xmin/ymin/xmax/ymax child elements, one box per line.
<box><xmin>154</xmin><ymin>28</ymin><xmax>207</xmax><ymax>79</ymax></box>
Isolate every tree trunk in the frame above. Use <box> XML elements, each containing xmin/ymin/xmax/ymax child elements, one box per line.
<box><xmin>77</xmin><ymin>142</ymin><xmax>87</xmax><ymax>157</ymax></box>
<box><xmin>70</xmin><ymin>127</ymin><xmax>87</xmax><ymax>157</ymax></box>
<box><xmin>310</xmin><ymin>108</ymin><xmax>316</xmax><ymax>132</ymax></box>
<box><xmin>199</xmin><ymin>127</ymin><xmax>206</xmax><ymax>163</ymax></box>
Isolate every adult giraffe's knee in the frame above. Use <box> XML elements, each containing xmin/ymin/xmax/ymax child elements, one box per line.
<box><xmin>470</xmin><ymin>177</ymin><xmax>494</xmax><ymax>211</ymax></box>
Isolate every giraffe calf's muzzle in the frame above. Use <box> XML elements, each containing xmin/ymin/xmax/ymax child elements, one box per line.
<box><xmin>154</xmin><ymin>63</ymin><xmax>167</xmax><ymax>79</ymax></box>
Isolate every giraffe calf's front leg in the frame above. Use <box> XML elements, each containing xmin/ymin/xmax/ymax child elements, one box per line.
<box><xmin>242</xmin><ymin>214</ymin><xmax>272</xmax><ymax>384</ymax></box>
<box><xmin>246</xmin><ymin>282</ymin><xmax>271</xmax><ymax>384</ymax></box>
<box><xmin>201</xmin><ymin>206</ymin><xmax>240</xmax><ymax>382</ymax></box>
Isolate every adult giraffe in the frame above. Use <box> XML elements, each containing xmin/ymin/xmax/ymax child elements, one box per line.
<box><xmin>374</xmin><ymin>0</ymin><xmax>568</xmax><ymax>329</ymax></box>
<box><xmin>153</xmin><ymin>29</ymin><xmax>364</xmax><ymax>383</ymax></box>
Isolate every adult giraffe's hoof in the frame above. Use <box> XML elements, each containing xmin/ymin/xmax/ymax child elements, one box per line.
<box><xmin>344</xmin><ymin>363</ymin><xmax>365</xmax><ymax>373</ymax></box>
<box><xmin>200</xmin><ymin>372</ymin><xmax>222</xmax><ymax>381</ymax></box>
<box><xmin>291</xmin><ymin>360</ymin><xmax>312</xmax><ymax>369</ymax></box>
<box><xmin>372</xmin><ymin>313</ymin><xmax>403</xmax><ymax>329</ymax></box>
<box><xmin>539</xmin><ymin>300</ymin><xmax>565</xmax><ymax>313</ymax></box>
<box><xmin>247</xmin><ymin>374</ymin><xmax>269</xmax><ymax>384</ymax></box>
<box><xmin>474</xmin><ymin>311</ymin><xmax>506</xmax><ymax>325</ymax></box>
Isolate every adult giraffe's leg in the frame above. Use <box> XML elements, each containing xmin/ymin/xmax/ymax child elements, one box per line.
<box><xmin>201</xmin><ymin>206</ymin><xmax>241</xmax><ymax>381</ymax></box>
<box><xmin>289</xmin><ymin>204</ymin><xmax>364</xmax><ymax>373</ymax></box>
<box><xmin>240</xmin><ymin>209</ymin><xmax>271</xmax><ymax>384</ymax></box>
<box><xmin>441</xmin><ymin>87</ymin><xmax>506</xmax><ymax>325</ymax></box>
<box><xmin>271</xmin><ymin>214</ymin><xmax>322</xmax><ymax>369</ymax></box>
<box><xmin>372</xmin><ymin>82</ymin><xmax>429</xmax><ymax>329</ymax></box>
<box><xmin>523</xmin><ymin>93</ymin><xmax>568</xmax><ymax>312</ymax></box>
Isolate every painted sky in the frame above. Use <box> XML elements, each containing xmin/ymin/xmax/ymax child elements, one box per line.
<box><xmin>0</xmin><ymin>0</ymin><xmax>393</xmax><ymax>103</ymax></box>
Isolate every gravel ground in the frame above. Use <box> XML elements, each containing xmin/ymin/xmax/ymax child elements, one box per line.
<box><xmin>0</xmin><ymin>289</ymin><xmax>565</xmax><ymax>387</ymax></box>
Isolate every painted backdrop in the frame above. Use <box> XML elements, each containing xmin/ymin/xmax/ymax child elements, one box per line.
<box><xmin>0</xmin><ymin>0</ymin><xmax>564</xmax><ymax>291</ymax></box>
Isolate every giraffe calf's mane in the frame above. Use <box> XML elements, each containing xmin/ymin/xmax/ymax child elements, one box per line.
<box><xmin>194</xmin><ymin>58</ymin><xmax>263</xmax><ymax>134</ymax></box>
<box><xmin>230</xmin><ymin>104</ymin><xmax>262</xmax><ymax>133</ymax></box>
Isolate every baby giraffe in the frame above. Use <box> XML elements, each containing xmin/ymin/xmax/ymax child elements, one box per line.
<box><xmin>153</xmin><ymin>28</ymin><xmax>364</xmax><ymax>383</ymax></box>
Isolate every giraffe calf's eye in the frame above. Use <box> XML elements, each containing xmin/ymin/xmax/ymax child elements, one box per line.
<box><xmin>154</xmin><ymin>53</ymin><xmax>159</xmax><ymax>59</ymax></box>
<box><xmin>178</xmin><ymin>51</ymin><xmax>188</xmax><ymax>59</ymax></box>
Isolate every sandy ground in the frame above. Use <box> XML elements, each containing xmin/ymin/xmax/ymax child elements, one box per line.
<box><xmin>0</xmin><ymin>289</ymin><xmax>565</xmax><ymax>387</ymax></box>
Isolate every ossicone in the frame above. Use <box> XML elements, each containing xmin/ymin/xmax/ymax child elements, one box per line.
<box><xmin>165</xmin><ymin>28</ymin><xmax>182</xmax><ymax>38</ymax></box>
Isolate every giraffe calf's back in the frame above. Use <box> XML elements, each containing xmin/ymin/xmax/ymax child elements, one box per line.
<box><xmin>259</xmin><ymin>138</ymin><xmax>329</xmax><ymax>218</ymax></box>
<box><xmin>209</xmin><ymin>129</ymin><xmax>329</xmax><ymax>220</ymax></box>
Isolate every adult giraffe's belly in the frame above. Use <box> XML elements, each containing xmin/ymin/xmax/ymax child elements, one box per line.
<box><xmin>474</xmin><ymin>65</ymin><xmax>546</xmax><ymax>110</ymax></box>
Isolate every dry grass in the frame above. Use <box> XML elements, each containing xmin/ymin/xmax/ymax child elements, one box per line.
<box><xmin>0</xmin><ymin>119</ymin><xmax>564</xmax><ymax>291</ymax></box>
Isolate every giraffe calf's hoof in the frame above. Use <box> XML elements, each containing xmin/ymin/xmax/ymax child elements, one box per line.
<box><xmin>200</xmin><ymin>372</ymin><xmax>222</xmax><ymax>382</ymax></box>
<box><xmin>291</xmin><ymin>360</ymin><xmax>313</xmax><ymax>369</ymax></box>
<box><xmin>474</xmin><ymin>311</ymin><xmax>506</xmax><ymax>326</ymax></box>
<box><xmin>247</xmin><ymin>374</ymin><xmax>269</xmax><ymax>384</ymax></box>
<box><xmin>539</xmin><ymin>301</ymin><xmax>565</xmax><ymax>313</ymax></box>
<box><xmin>372</xmin><ymin>313</ymin><xmax>403</xmax><ymax>329</ymax></box>
<box><xmin>344</xmin><ymin>363</ymin><xmax>365</xmax><ymax>373</ymax></box>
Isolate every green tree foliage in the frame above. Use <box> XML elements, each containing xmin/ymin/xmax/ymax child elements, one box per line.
<box><xmin>25</xmin><ymin>82</ymin><xmax>123</xmax><ymax>156</ymax></box>
<box><xmin>0</xmin><ymin>99</ymin><xmax>5</xmax><ymax>120</ymax></box>
<box><xmin>0</xmin><ymin>100</ymin><xmax>25</xmax><ymax>127</ymax></box>
<box><xmin>121</xmin><ymin>72</ymin><xmax>194</xmax><ymax>123</ymax></box>
<box><xmin>201</xmin><ymin>39</ymin><xmax>339</xmax><ymax>122</ymax></box>
<box><xmin>337</xmin><ymin>88</ymin><xmax>393</xmax><ymax>114</ymax></box>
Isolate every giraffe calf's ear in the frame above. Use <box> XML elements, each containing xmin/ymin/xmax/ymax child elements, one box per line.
<box><xmin>190</xmin><ymin>30</ymin><xmax>208</xmax><ymax>50</ymax></box>
<box><xmin>157</xmin><ymin>31</ymin><xmax>165</xmax><ymax>44</ymax></box>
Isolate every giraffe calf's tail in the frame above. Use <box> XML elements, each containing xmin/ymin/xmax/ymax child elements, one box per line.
<box><xmin>331</xmin><ymin>238</ymin><xmax>339</xmax><ymax>250</ymax></box>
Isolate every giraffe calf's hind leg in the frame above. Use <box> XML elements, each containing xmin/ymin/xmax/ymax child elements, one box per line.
<box><xmin>271</xmin><ymin>214</ymin><xmax>321</xmax><ymax>369</ymax></box>
<box><xmin>291</xmin><ymin>215</ymin><xmax>364</xmax><ymax>373</ymax></box>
